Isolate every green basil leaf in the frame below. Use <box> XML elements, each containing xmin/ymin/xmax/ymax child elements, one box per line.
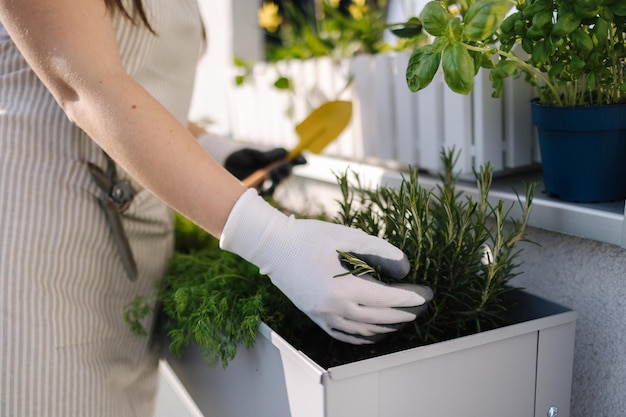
<box><xmin>273</xmin><ymin>76</ymin><xmax>292</xmax><ymax>90</ymax></box>
<box><xmin>432</xmin><ymin>35</ymin><xmax>449</xmax><ymax>54</ymax></box>
<box><xmin>406</xmin><ymin>45</ymin><xmax>442</xmax><ymax>92</ymax></box>
<box><xmin>530</xmin><ymin>40</ymin><xmax>548</xmax><ymax>67</ymax></box>
<box><xmin>547</xmin><ymin>62</ymin><xmax>567</xmax><ymax>80</ymax></box>
<box><xmin>531</xmin><ymin>11</ymin><xmax>553</xmax><ymax>30</ymax></box>
<box><xmin>585</xmin><ymin>72</ymin><xmax>596</xmax><ymax>91</ymax></box>
<box><xmin>390</xmin><ymin>17</ymin><xmax>424</xmax><ymax>38</ymax></box>
<box><xmin>592</xmin><ymin>17</ymin><xmax>610</xmax><ymax>43</ymax></box>
<box><xmin>521</xmin><ymin>0</ymin><xmax>552</xmax><ymax>18</ymax></box>
<box><xmin>521</xmin><ymin>37</ymin><xmax>534</xmax><ymax>54</ymax></box>
<box><xmin>573</xmin><ymin>0</ymin><xmax>599</xmax><ymax>11</ymax></box>
<box><xmin>494</xmin><ymin>59</ymin><xmax>518</xmax><ymax>78</ymax></box>
<box><xmin>500</xmin><ymin>12</ymin><xmax>520</xmax><ymax>35</ymax></box>
<box><xmin>599</xmin><ymin>7</ymin><xmax>615</xmax><ymax>22</ymax></box>
<box><xmin>570</xmin><ymin>56</ymin><xmax>586</xmax><ymax>77</ymax></box>
<box><xmin>475</xmin><ymin>50</ymin><xmax>493</xmax><ymax>70</ymax></box>
<box><xmin>570</xmin><ymin>28</ymin><xmax>594</xmax><ymax>55</ymax></box>
<box><xmin>463</xmin><ymin>0</ymin><xmax>515</xmax><ymax>41</ymax></box>
<box><xmin>573</xmin><ymin>4</ymin><xmax>601</xmax><ymax>19</ymax></box>
<box><xmin>490</xmin><ymin>76</ymin><xmax>504</xmax><ymax>98</ymax></box>
<box><xmin>442</xmin><ymin>42</ymin><xmax>475</xmax><ymax>94</ymax></box>
<box><xmin>447</xmin><ymin>17</ymin><xmax>463</xmax><ymax>41</ymax></box>
<box><xmin>421</xmin><ymin>1</ymin><xmax>451</xmax><ymax>37</ymax></box>
<box><xmin>233</xmin><ymin>56</ymin><xmax>249</xmax><ymax>68</ymax></box>
<box><xmin>527</xmin><ymin>11</ymin><xmax>552</xmax><ymax>38</ymax></box>
<box><xmin>551</xmin><ymin>12</ymin><xmax>582</xmax><ymax>36</ymax></box>
<box><xmin>610</xmin><ymin>0</ymin><xmax>626</xmax><ymax>16</ymax></box>
<box><xmin>514</xmin><ymin>18</ymin><xmax>526</xmax><ymax>35</ymax></box>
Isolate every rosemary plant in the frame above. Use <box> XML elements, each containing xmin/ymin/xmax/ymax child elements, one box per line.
<box><xmin>335</xmin><ymin>149</ymin><xmax>535</xmax><ymax>342</ymax></box>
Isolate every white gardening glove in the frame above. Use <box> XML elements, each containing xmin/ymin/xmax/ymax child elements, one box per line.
<box><xmin>220</xmin><ymin>189</ymin><xmax>427</xmax><ymax>345</ymax></box>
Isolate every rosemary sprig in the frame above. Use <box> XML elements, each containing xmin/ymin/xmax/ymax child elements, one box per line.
<box><xmin>335</xmin><ymin>250</ymin><xmax>383</xmax><ymax>279</ymax></box>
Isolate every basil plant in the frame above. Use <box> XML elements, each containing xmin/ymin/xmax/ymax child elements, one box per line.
<box><xmin>406</xmin><ymin>0</ymin><xmax>626</xmax><ymax>107</ymax></box>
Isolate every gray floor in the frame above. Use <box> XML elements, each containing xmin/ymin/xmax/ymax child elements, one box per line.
<box><xmin>154</xmin><ymin>360</ymin><xmax>204</xmax><ymax>417</ymax></box>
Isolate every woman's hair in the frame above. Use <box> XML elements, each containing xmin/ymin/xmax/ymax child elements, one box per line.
<box><xmin>103</xmin><ymin>0</ymin><xmax>155</xmax><ymax>33</ymax></box>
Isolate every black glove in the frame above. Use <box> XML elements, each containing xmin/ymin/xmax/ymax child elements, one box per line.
<box><xmin>224</xmin><ymin>148</ymin><xmax>307</xmax><ymax>195</ymax></box>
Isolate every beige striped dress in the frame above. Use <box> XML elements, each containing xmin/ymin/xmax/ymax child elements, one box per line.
<box><xmin>0</xmin><ymin>1</ymin><xmax>204</xmax><ymax>416</ymax></box>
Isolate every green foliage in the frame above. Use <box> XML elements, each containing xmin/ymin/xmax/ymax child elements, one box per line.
<box><xmin>173</xmin><ymin>212</ymin><xmax>215</xmax><ymax>254</ymax></box>
<box><xmin>123</xmin><ymin>211</ymin><xmax>307</xmax><ymax>368</ymax></box>
<box><xmin>334</xmin><ymin>148</ymin><xmax>535</xmax><ymax>341</ymax></box>
<box><xmin>160</xmin><ymin>244</ymin><xmax>270</xmax><ymax>368</ymax></box>
<box><xmin>236</xmin><ymin>1</ymin><xmax>429</xmax><ymax>103</ymax></box>
<box><xmin>261</xmin><ymin>0</ymin><xmax>425</xmax><ymax>62</ymax></box>
<box><xmin>123</xmin><ymin>295</ymin><xmax>152</xmax><ymax>337</ymax></box>
<box><xmin>406</xmin><ymin>0</ymin><xmax>626</xmax><ymax>106</ymax></box>
<box><xmin>336</xmin><ymin>250</ymin><xmax>384</xmax><ymax>279</ymax></box>
<box><xmin>129</xmin><ymin>151</ymin><xmax>535</xmax><ymax>366</ymax></box>
<box><xmin>159</xmin><ymin>213</ymin><xmax>305</xmax><ymax>368</ymax></box>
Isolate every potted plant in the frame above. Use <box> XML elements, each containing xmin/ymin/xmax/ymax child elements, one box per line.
<box><xmin>229</xmin><ymin>0</ymin><xmax>537</xmax><ymax>176</ymax></box>
<box><xmin>128</xmin><ymin>150</ymin><xmax>577</xmax><ymax>417</ymax></box>
<box><xmin>406</xmin><ymin>0</ymin><xmax>626</xmax><ymax>202</ymax></box>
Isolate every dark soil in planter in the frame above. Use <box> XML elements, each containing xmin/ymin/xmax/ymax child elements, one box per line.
<box><xmin>269</xmin><ymin>288</ymin><xmax>566</xmax><ymax>369</ymax></box>
<box><xmin>270</xmin><ymin>290</ymin><xmax>527</xmax><ymax>369</ymax></box>
<box><xmin>279</xmin><ymin>324</ymin><xmax>444</xmax><ymax>368</ymax></box>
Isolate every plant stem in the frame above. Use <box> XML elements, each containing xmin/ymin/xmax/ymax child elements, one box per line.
<box><xmin>463</xmin><ymin>43</ymin><xmax>563</xmax><ymax>106</ymax></box>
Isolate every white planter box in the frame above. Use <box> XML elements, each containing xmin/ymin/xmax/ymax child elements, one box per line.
<box><xmin>227</xmin><ymin>53</ymin><xmax>539</xmax><ymax>176</ymax></box>
<box><xmin>166</xmin><ymin>290</ymin><xmax>576</xmax><ymax>417</ymax></box>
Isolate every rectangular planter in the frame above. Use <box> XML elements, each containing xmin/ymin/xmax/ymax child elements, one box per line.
<box><xmin>166</xmin><ymin>290</ymin><xmax>576</xmax><ymax>417</ymax></box>
<box><xmin>227</xmin><ymin>53</ymin><xmax>539</xmax><ymax>176</ymax></box>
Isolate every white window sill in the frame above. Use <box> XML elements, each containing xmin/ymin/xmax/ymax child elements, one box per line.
<box><xmin>288</xmin><ymin>155</ymin><xmax>626</xmax><ymax>248</ymax></box>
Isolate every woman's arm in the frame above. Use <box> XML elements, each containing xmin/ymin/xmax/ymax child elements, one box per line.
<box><xmin>0</xmin><ymin>0</ymin><xmax>246</xmax><ymax>237</ymax></box>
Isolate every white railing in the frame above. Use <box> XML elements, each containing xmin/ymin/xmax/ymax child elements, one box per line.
<box><xmin>227</xmin><ymin>52</ymin><xmax>540</xmax><ymax>176</ymax></box>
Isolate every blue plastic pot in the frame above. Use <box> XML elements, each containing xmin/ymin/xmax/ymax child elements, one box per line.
<box><xmin>531</xmin><ymin>100</ymin><xmax>626</xmax><ymax>203</ymax></box>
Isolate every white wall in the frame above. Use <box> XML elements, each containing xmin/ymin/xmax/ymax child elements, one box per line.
<box><xmin>189</xmin><ymin>0</ymin><xmax>263</xmax><ymax>136</ymax></box>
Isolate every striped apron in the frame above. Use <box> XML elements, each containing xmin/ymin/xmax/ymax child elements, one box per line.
<box><xmin>0</xmin><ymin>1</ymin><xmax>203</xmax><ymax>416</ymax></box>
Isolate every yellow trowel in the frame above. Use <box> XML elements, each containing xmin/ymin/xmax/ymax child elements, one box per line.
<box><xmin>243</xmin><ymin>100</ymin><xmax>352</xmax><ymax>188</ymax></box>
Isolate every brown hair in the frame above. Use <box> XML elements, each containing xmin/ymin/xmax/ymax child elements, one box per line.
<box><xmin>103</xmin><ymin>0</ymin><xmax>155</xmax><ymax>34</ymax></box>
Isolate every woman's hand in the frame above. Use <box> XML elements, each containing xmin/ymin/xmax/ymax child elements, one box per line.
<box><xmin>220</xmin><ymin>189</ymin><xmax>427</xmax><ymax>344</ymax></box>
<box><xmin>224</xmin><ymin>148</ymin><xmax>306</xmax><ymax>195</ymax></box>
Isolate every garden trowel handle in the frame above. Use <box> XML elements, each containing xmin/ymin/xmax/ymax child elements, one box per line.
<box><xmin>242</xmin><ymin>159</ymin><xmax>285</xmax><ymax>189</ymax></box>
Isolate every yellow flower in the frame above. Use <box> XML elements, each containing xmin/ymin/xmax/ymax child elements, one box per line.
<box><xmin>328</xmin><ymin>0</ymin><xmax>341</xmax><ymax>8</ymax></box>
<box><xmin>258</xmin><ymin>2</ymin><xmax>283</xmax><ymax>33</ymax></box>
<box><xmin>348</xmin><ymin>2</ymin><xmax>369</xmax><ymax>20</ymax></box>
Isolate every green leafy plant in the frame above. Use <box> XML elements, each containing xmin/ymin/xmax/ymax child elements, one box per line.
<box><xmin>153</xmin><ymin>214</ymin><xmax>305</xmax><ymax>368</ymax></box>
<box><xmin>235</xmin><ymin>0</ymin><xmax>426</xmax><ymax>98</ymax></box>
<box><xmin>123</xmin><ymin>295</ymin><xmax>152</xmax><ymax>337</ymax></box>
<box><xmin>335</xmin><ymin>148</ymin><xmax>535</xmax><ymax>342</ymax></box>
<box><xmin>258</xmin><ymin>0</ymin><xmax>424</xmax><ymax>62</ymax></box>
<box><xmin>126</xmin><ymin>150</ymin><xmax>534</xmax><ymax>367</ymax></box>
<box><xmin>406</xmin><ymin>0</ymin><xmax>626</xmax><ymax>106</ymax></box>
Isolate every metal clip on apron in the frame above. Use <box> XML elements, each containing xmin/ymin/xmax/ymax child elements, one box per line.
<box><xmin>88</xmin><ymin>156</ymin><xmax>137</xmax><ymax>281</ymax></box>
